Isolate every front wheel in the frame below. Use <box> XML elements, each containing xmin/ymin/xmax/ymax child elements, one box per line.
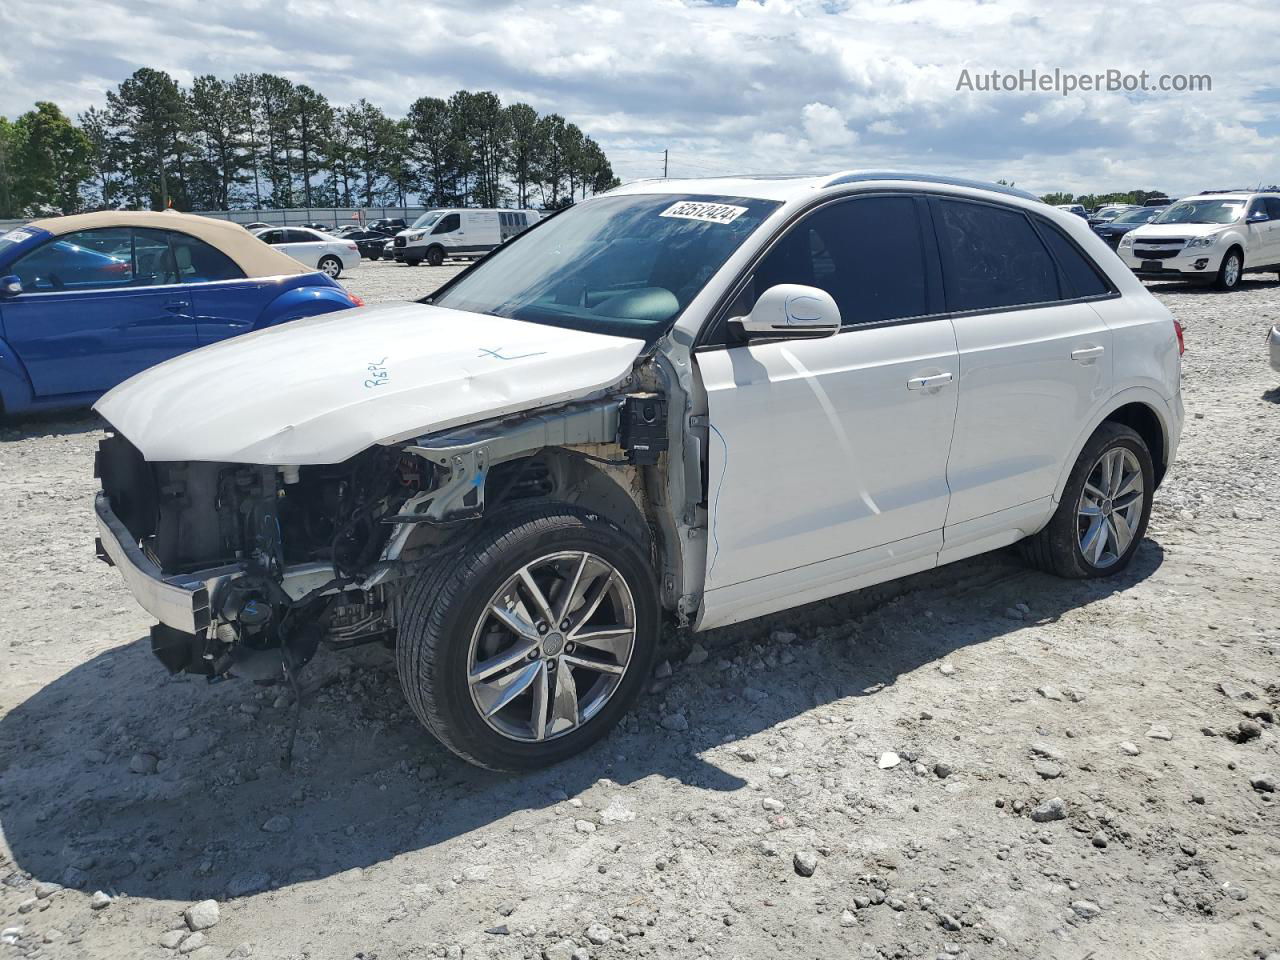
<box><xmin>425</xmin><ymin>246</ymin><xmax>445</xmax><ymax>267</ymax></box>
<box><xmin>1021</xmin><ymin>422</ymin><xmax>1154</xmax><ymax>578</ymax></box>
<box><xmin>1214</xmin><ymin>248</ymin><xmax>1242</xmax><ymax>290</ymax></box>
<box><xmin>318</xmin><ymin>255</ymin><xmax>342</xmax><ymax>279</ymax></box>
<box><xmin>405</xmin><ymin>258</ymin><xmax>421</xmax><ymax>267</ymax></box>
<box><xmin>397</xmin><ymin>503</ymin><xmax>659</xmax><ymax>770</ymax></box>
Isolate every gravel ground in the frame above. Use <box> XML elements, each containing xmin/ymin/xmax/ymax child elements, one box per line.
<box><xmin>0</xmin><ymin>263</ymin><xmax>1277</xmax><ymax>960</ymax></box>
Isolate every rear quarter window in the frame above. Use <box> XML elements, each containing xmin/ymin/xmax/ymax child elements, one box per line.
<box><xmin>1036</xmin><ymin>221</ymin><xmax>1112</xmax><ymax>298</ymax></box>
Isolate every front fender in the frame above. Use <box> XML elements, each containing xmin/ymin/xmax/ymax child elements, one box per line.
<box><xmin>0</xmin><ymin>335</ymin><xmax>35</xmax><ymax>415</ymax></box>
<box><xmin>257</xmin><ymin>284</ymin><xmax>358</xmax><ymax>330</ymax></box>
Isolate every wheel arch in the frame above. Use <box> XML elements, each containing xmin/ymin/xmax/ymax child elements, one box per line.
<box><xmin>255</xmin><ymin>284</ymin><xmax>357</xmax><ymax>330</ymax></box>
<box><xmin>1052</xmin><ymin>388</ymin><xmax>1177</xmax><ymax>504</ymax></box>
<box><xmin>0</xmin><ymin>336</ymin><xmax>36</xmax><ymax>416</ymax></box>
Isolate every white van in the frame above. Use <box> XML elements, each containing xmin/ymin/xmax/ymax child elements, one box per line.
<box><xmin>393</xmin><ymin>208</ymin><xmax>541</xmax><ymax>266</ymax></box>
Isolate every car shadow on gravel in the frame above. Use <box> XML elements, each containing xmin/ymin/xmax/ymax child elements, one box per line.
<box><xmin>0</xmin><ymin>539</ymin><xmax>1164</xmax><ymax>902</ymax></box>
<box><xmin>0</xmin><ymin>409</ymin><xmax>102</xmax><ymax>441</ymax></box>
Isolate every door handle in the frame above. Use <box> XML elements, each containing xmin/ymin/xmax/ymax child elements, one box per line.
<box><xmin>1071</xmin><ymin>345</ymin><xmax>1105</xmax><ymax>362</ymax></box>
<box><xmin>163</xmin><ymin>299</ymin><xmax>190</xmax><ymax>313</ymax></box>
<box><xmin>906</xmin><ymin>372</ymin><xmax>954</xmax><ymax>391</ymax></box>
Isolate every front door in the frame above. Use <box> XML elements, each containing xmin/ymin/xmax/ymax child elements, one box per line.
<box><xmin>2</xmin><ymin>227</ymin><xmax>198</xmax><ymax>398</ymax></box>
<box><xmin>695</xmin><ymin>195</ymin><xmax>958</xmax><ymax>626</ymax></box>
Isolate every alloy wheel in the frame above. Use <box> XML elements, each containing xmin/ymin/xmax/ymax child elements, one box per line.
<box><xmin>1224</xmin><ymin>254</ymin><xmax>1240</xmax><ymax>287</ymax></box>
<box><xmin>467</xmin><ymin>551</ymin><xmax>636</xmax><ymax>742</ymax></box>
<box><xmin>1076</xmin><ymin>447</ymin><xmax>1144</xmax><ymax>568</ymax></box>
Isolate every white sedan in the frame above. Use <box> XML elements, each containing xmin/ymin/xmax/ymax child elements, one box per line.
<box><xmin>251</xmin><ymin>227</ymin><xmax>360</xmax><ymax>279</ymax></box>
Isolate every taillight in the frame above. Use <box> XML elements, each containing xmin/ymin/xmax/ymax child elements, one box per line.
<box><xmin>1173</xmin><ymin>319</ymin><xmax>1185</xmax><ymax>356</ymax></box>
<box><xmin>346</xmin><ymin>243</ymin><xmax>359</xmax><ymax>252</ymax></box>
<box><xmin>347</xmin><ymin>292</ymin><xmax>365</xmax><ymax>307</ymax></box>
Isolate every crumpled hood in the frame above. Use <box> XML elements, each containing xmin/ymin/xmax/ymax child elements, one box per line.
<box><xmin>95</xmin><ymin>301</ymin><xmax>645</xmax><ymax>464</ymax></box>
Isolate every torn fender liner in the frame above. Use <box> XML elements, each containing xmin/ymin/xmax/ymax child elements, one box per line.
<box><xmin>94</xmin><ymin>302</ymin><xmax>645</xmax><ymax>465</ymax></box>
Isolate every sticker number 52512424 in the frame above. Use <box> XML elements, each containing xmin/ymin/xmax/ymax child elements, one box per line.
<box><xmin>659</xmin><ymin>201</ymin><xmax>749</xmax><ymax>225</ymax></box>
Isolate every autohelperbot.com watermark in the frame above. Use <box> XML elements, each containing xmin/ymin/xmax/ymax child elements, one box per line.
<box><xmin>956</xmin><ymin>67</ymin><xmax>1211</xmax><ymax>96</ymax></box>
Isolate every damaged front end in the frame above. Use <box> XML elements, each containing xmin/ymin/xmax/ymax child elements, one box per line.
<box><xmin>93</xmin><ymin>397</ymin><xmax>647</xmax><ymax>688</ymax></box>
<box><xmin>95</xmin><ymin>433</ymin><xmax>430</xmax><ymax>682</ymax></box>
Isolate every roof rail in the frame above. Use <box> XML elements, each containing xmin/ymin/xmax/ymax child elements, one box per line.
<box><xmin>1198</xmin><ymin>189</ymin><xmax>1248</xmax><ymax>194</ymax></box>
<box><xmin>822</xmin><ymin>170</ymin><xmax>1042</xmax><ymax>202</ymax></box>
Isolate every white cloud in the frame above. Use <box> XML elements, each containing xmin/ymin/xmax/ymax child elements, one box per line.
<box><xmin>801</xmin><ymin>102</ymin><xmax>857</xmax><ymax>148</ymax></box>
<box><xmin>0</xmin><ymin>0</ymin><xmax>1277</xmax><ymax>195</ymax></box>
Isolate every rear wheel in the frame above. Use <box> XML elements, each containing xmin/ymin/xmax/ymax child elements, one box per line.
<box><xmin>426</xmin><ymin>246</ymin><xmax>445</xmax><ymax>267</ymax></box>
<box><xmin>1021</xmin><ymin>422</ymin><xmax>1154</xmax><ymax>579</ymax></box>
<box><xmin>397</xmin><ymin>503</ymin><xmax>659</xmax><ymax>770</ymax></box>
<box><xmin>318</xmin><ymin>255</ymin><xmax>342</xmax><ymax>279</ymax></box>
<box><xmin>1214</xmin><ymin>248</ymin><xmax>1242</xmax><ymax>290</ymax></box>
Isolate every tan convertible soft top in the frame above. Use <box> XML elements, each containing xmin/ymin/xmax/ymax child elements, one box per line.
<box><xmin>26</xmin><ymin>210</ymin><xmax>311</xmax><ymax>278</ymax></box>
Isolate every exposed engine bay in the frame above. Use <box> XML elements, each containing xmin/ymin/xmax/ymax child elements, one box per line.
<box><xmin>93</xmin><ymin>394</ymin><xmax>664</xmax><ymax>691</ymax></box>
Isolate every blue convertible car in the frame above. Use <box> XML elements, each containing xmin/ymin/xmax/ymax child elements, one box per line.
<box><xmin>0</xmin><ymin>210</ymin><xmax>363</xmax><ymax>416</ymax></box>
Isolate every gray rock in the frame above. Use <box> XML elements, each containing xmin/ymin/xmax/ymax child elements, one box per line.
<box><xmin>1146</xmin><ymin>725</ymin><xmax>1173</xmax><ymax>741</ymax></box>
<box><xmin>159</xmin><ymin>930</ymin><xmax>186</xmax><ymax>948</ymax></box>
<box><xmin>585</xmin><ymin>923</ymin><xmax>613</xmax><ymax>945</ymax></box>
<box><xmin>184</xmin><ymin>899</ymin><xmax>220</xmax><ymax>931</ymax></box>
<box><xmin>34</xmin><ymin>882</ymin><xmax>61</xmax><ymax>899</ymax></box>
<box><xmin>574</xmin><ymin>819</ymin><xmax>596</xmax><ymax>834</ymax></box>
<box><xmin>261</xmin><ymin>814</ymin><xmax>292</xmax><ymax>833</ymax></box>
<box><xmin>1119</xmin><ymin>741</ymin><xmax>1141</xmax><ymax>756</ymax></box>
<box><xmin>130</xmin><ymin>752</ymin><xmax>159</xmax><ymax>775</ymax></box>
<box><xmin>178</xmin><ymin>932</ymin><xmax>206</xmax><ymax>954</ymax></box>
<box><xmin>938</xmin><ymin>662</ymin><xmax>957</xmax><ymax>676</ymax></box>
<box><xmin>544</xmin><ymin>939</ymin><xmax>580</xmax><ymax>960</ymax></box>
<box><xmin>1030</xmin><ymin>797</ymin><xmax>1068</xmax><ymax>822</ymax></box>
<box><xmin>89</xmin><ymin>890</ymin><xmax>112</xmax><ymax>910</ymax></box>
<box><xmin>878</xmin><ymin>751</ymin><xmax>901</xmax><ymax>769</ymax></box>
<box><xmin>761</xmin><ymin>797</ymin><xmax>785</xmax><ymax>812</ymax></box>
<box><xmin>933</xmin><ymin>762</ymin><xmax>953</xmax><ymax>779</ymax></box>
<box><xmin>742</xmin><ymin>686</ymin><xmax>768</xmax><ymax>704</ymax></box>
<box><xmin>1029</xmin><ymin>742</ymin><xmax>1065</xmax><ymax>762</ymax></box>
<box><xmin>793</xmin><ymin>850</ymin><xmax>819</xmax><ymax>877</ymax></box>
<box><xmin>1237</xmin><ymin>719</ymin><xmax>1263</xmax><ymax>742</ymax></box>
<box><xmin>227</xmin><ymin>945</ymin><xmax>253</xmax><ymax>958</ymax></box>
<box><xmin>41</xmin><ymin>930</ymin><xmax>62</xmax><ymax>944</ymax></box>
<box><xmin>735</xmin><ymin>747</ymin><xmax>758</xmax><ymax>762</ymax></box>
<box><xmin>684</xmin><ymin>643</ymin><xmax>709</xmax><ymax>665</ymax></box>
<box><xmin>1071</xmin><ymin>900</ymin><xmax>1102</xmax><ymax>919</ymax></box>
<box><xmin>653</xmin><ymin>660</ymin><xmax>672</xmax><ymax>679</ymax></box>
<box><xmin>16</xmin><ymin>899</ymin><xmax>36</xmax><ymax>914</ymax></box>
<box><xmin>659</xmin><ymin>712</ymin><xmax>689</xmax><ymax>732</ymax></box>
<box><xmin>1216</xmin><ymin>680</ymin><xmax>1256</xmax><ymax>701</ymax></box>
<box><xmin>1037</xmin><ymin>685</ymin><xmax>1063</xmax><ymax>701</ymax></box>
<box><xmin>1250</xmin><ymin>775</ymin><xmax>1275</xmax><ymax>793</ymax></box>
<box><xmin>1034</xmin><ymin>761</ymin><xmax>1063</xmax><ymax>780</ymax></box>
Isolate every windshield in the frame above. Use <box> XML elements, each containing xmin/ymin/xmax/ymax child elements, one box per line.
<box><xmin>1113</xmin><ymin>208</ymin><xmax>1158</xmax><ymax>224</ymax></box>
<box><xmin>411</xmin><ymin>211</ymin><xmax>443</xmax><ymax>229</ymax></box>
<box><xmin>430</xmin><ymin>193</ymin><xmax>781</xmax><ymax>339</ymax></box>
<box><xmin>1153</xmin><ymin>199</ymin><xmax>1245</xmax><ymax>225</ymax></box>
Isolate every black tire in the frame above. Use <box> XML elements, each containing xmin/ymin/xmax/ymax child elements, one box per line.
<box><xmin>1214</xmin><ymin>247</ymin><xmax>1243</xmax><ymax>290</ymax></box>
<box><xmin>367</xmin><ymin>252</ymin><xmax>380</xmax><ymax>261</ymax></box>
<box><xmin>405</xmin><ymin>258</ymin><xmax>421</xmax><ymax>267</ymax></box>
<box><xmin>1020</xmin><ymin>422</ymin><xmax>1154</xmax><ymax>579</ymax></box>
<box><xmin>318</xmin><ymin>255</ymin><xmax>342</xmax><ymax>279</ymax></box>
<box><xmin>425</xmin><ymin>246</ymin><xmax>445</xmax><ymax>267</ymax></box>
<box><xmin>396</xmin><ymin>503</ymin><xmax>659</xmax><ymax>771</ymax></box>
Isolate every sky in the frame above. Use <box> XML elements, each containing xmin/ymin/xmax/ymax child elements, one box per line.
<box><xmin>1</xmin><ymin>0</ymin><xmax>1277</xmax><ymax>198</ymax></box>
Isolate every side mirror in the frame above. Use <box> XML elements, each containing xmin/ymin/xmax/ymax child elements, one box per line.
<box><xmin>1247</xmin><ymin>211</ymin><xmax>1269</xmax><ymax>224</ymax></box>
<box><xmin>732</xmin><ymin>284</ymin><xmax>841</xmax><ymax>340</ymax></box>
<box><xmin>0</xmin><ymin>275</ymin><xmax>22</xmax><ymax>298</ymax></box>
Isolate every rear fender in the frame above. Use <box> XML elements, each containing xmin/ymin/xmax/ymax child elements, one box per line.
<box><xmin>257</xmin><ymin>283</ymin><xmax>359</xmax><ymax>330</ymax></box>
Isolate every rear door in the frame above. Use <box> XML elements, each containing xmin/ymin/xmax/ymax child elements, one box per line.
<box><xmin>1262</xmin><ymin>198</ymin><xmax>1280</xmax><ymax>264</ymax></box>
<box><xmin>696</xmin><ymin>194</ymin><xmax>958</xmax><ymax>619</ymax></box>
<box><xmin>2</xmin><ymin>227</ymin><xmax>199</xmax><ymax>397</ymax></box>
<box><xmin>933</xmin><ymin>198</ymin><xmax>1114</xmax><ymax>542</ymax></box>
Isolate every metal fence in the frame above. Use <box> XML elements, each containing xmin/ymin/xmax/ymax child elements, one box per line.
<box><xmin>1</xmin><ymin>207</ymin><xmax>436</xmax><ymax>232</ymax></box>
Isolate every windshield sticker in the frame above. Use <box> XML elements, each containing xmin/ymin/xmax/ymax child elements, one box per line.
<box><xmin>659</xmin><ymin>201</ymin><xmax>749</xmax><ymax>225</ymax></box>
<box><xmin>1</xmin><ymin>228</ymin><xmax>35</xmax><ymax>244</ymax></box>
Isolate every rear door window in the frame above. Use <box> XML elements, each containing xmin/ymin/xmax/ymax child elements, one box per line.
<box><xmin>1264</xmin><ymin>198</ymin><xmax>1280</xmax><ymax>219</ymax></box>
<box><xmin>1036</xmin><ymin>221</ymin><xmax>1111</xmax><ymax>298</ymax></box>
<box><xmin>934</xmin><ymin>199</ymin><xmax>1060</xmax><ymax>312</ymax></box>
